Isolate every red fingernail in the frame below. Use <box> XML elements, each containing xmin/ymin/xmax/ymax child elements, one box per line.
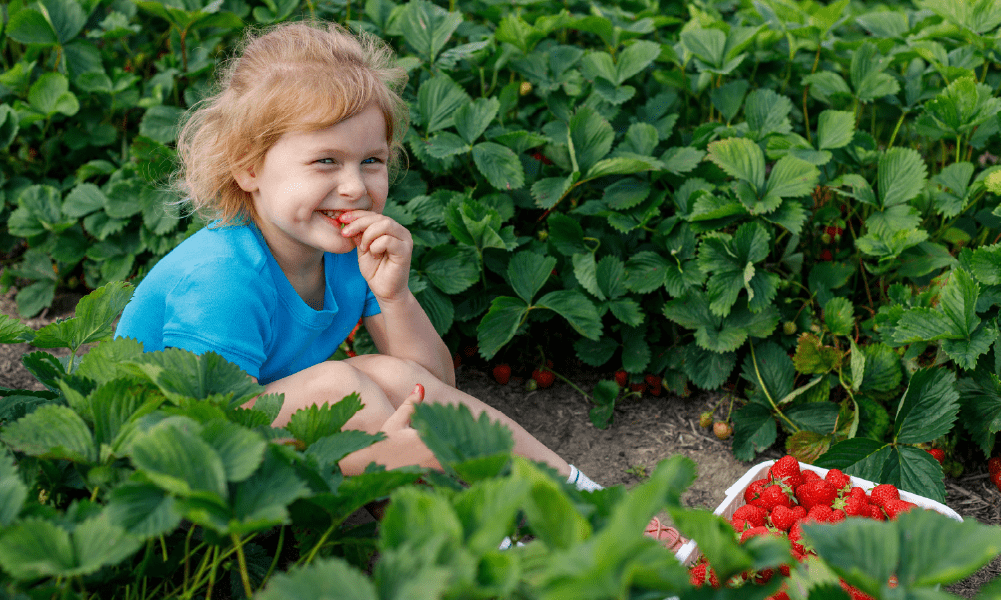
<box><xmin>414</xmin><ymin>383</ymin><xmax>424</xmax><ymax>401</ymax></box>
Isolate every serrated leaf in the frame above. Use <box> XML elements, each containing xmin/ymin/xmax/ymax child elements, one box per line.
<box><xmin>472</xmin><ymin>142</ymin><xmax>525</xmax><ymax>192</ymax></box>
<box><xmin>477</xmin><ymin>297</ymin><xmax>529</xmax><ymax>360</ymax></box>
<box><xmin>793</xmin><ymin>333</ymin><xmax>843</xmax><ymax>374</ymax></box>
<box><xmin>786</xmin><ymin>403</ymin><xmax>840</xmax><ymax>433</ymax></box>
<box><xmin>0</xmin><ymin>451</ymin><xmax>27</xmax><ymax>527</ymax></box>
<box><xmin>1</xmin><ymin>404</ymin><xmax>97</xmax><ymax>462</ymax></box>
<box><xmin>824</xmin><ymin>297</ymin><xmax>854</xmax><ymax>336</ymax></box>
<box><xmin>421</xmin><ymin>245</ymin><xmax>478</xmax><ymax>295</ymax></box>
<box><xmin>684</xmin><ymin>344</ymin><xmax>737</xmax><ymax>390</ymax></box>
<box><xmin>201</xmin><ymin>420</ymin><xmax>267</xmax><ymax>483</ymax></box>
<box><xmin>230</xmin><ymin>447</ymin><xmax>308</xmax><ymax>534</ymax></box>
<box><xmin>287</xmin><ymin>393</ymin><xmax>363</xmax><ymax>448</ymax></box>
<box><xmin>397</xmin><ymin>0</ymin><xmax>462</xmax><ymax>65</ymax></box>
<box><xmin>129</xmin><ymin>419</ymin><xmax>227</xmax><ymax>500</ymax></box>
<box><xmin>731</xmin><ymin>402</ymin><xmax>777</xmax><ymax>462</ymax></box>
<box><xmin>411</xmin><ymin>402</ymin><xmax>514</xmax><ymax>475</ymax></box>
<box><xmin>31</xmin><ymin>281</ymin><xmax>134</xmax><ymax>351</ymax></box>
<box><xmin>745</xmin><ymin>89</ymin><xmax>793</xmax><ymax>138</ymax></box>
<box><xmin>0</xmin><ymin>514</ymin><xmax>141</xmax><ymax>579</ymax></box>
<box><xmin>816</xmin><ymin>110</ymin><xmax>855</xmax><ymax>150</ymax></box>
<box><xmin>859</xmin><ymin>342</ymin><xmax>903</xmax><ymax>394</ymax></box>
<box><xmin>139</xmin><ymin>105</ymin><xmax>185</xmax><ymax>144</ymax></box>
<box><xmin>417</xmin><ymin>74</ymin><xmax>470</xmax><ymax>133</ymax></box>
<box><xmin>454</xmin><ymin>97</ymin><xmax>499</xmax><ymax>144</ymax></box>
<box><xmin>536</xmin><ymin>290</ymin><xmax>602</xmax><ymax>340</ymax></box>
<box><xmin>508</xmin><ymin>251</ymin><xmax>556</xmax><ymax>304</ymax></box>
<box><xmin>305</xmin><ymin>430</ymin><xmax>382</xmax><ymax>469</ymax></box>
<box><xmin>573</xmin><ymin>253</ymin><xmax>604</xmax><ymax>300</ymax></box>
<box><xmin>741</xmin><ymin>341</ymin><xmax>794</xmax><ymax>403</ymax></box>
<box><xmin>425</xmin><ymin>131</ymin><xmax>470</xmax><ymax>158</ymax></box>
<box><xmin>569</xmin><ymin>106</ymin><xmax>614</xmax><ymax>174</ymax></box>
<box><xmin>706</xmin><ymin>137</ymin><xmax>765</xmax><ymax>191</ymax></box>
<box><xmin>785</xmin><ymin>431</ymin><xmax>832</xmax><ymax>464</ymax></box>
<box><xmin>105</xmin><ymin>483</ymin><xmax>182</xmax><ymax>538</ymax></box>
<box><xmin>257</xmin><ymin>558</ymin><xmax>377</xmax><ymax>600</ymax></box>
<box><xmin>532</xmin><ymin>174</ymin><xmax>577</xmax><ymax>209</ymax></box>
<box><xmin>878</xmin><ymin>147</ymin><xmax>928</xmax><ymax>208</ymax></box>
<box><xmin>894</xmin><ymin>367</ymin><xmax>960</xmax><ymax>444</ymax></box>
<box><xmin>129</xmin><ymin>348</ymin><xmax>263</xmax><ymax>407</ymax></box>
<box><xmin>0</xmin><ymin>314</ymin><xmax>34</xmax><ymax>344</ymax></box>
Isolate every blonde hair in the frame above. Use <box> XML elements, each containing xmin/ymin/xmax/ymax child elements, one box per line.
<box><xmin>174</xmin><ymin>21</ymin><xmax>409</xmax><ymax>225</ymax></box>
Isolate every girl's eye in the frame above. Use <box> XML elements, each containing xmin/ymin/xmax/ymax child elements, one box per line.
<box><xmin>362</xmin><ymin>157</ymin><xmax>383</xmax><ymax>165</ymax></box>
<box><xmin>317</xmin><ymin>158</ymin><xmax>335</xmax><ymax>164</ymax></box>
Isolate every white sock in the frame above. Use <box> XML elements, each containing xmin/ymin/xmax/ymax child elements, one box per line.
<box><xmin>568</xmin><ymin>464</ymin><xmax>603</xmax><ymax>492</ymax></box>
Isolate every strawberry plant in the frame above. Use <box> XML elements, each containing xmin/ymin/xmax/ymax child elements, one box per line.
<box><xmin>3</xmin><ymin>0</ymin><xmax>1001</xmax><ymax>499</ymax></box>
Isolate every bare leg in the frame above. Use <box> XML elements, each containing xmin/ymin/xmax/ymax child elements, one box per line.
<box><xmin>344</xmin><ymin>354</ymin><xmax>572</xmax><ymax>478</ymax></box>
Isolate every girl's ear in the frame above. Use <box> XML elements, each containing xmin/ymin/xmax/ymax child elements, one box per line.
<box><xmin>232</xmin><ymin>164</ymin><xmax>258</xmax><ymax>193</ymax></box>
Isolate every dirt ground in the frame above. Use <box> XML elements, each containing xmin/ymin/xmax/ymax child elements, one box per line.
<box><xmin>1</xmin><ymin>287</ymin><xmax>999</xmax><ymax>597</ymax></box>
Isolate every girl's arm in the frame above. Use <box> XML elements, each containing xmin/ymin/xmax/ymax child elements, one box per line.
<box><xmin>340</xmin><ymin>210</ymin><xmax>455</xmax><ymax>386</ymax></box>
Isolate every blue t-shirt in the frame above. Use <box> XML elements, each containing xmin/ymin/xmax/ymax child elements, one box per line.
<box><xmin>115</xmin><ymin>223</ymin><xmax>381</xmax><ymax>384</ymax></box>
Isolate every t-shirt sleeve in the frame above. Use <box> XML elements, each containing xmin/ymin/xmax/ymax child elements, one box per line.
<box><xmin>161</xmin><ymin>262</ymin><xmax>273</xmax><ymax>379</ymax></box>
<box><xmin>362</xmin><ymin>286</ymin><xmax>381</xmax><ymax>318</ymax></box>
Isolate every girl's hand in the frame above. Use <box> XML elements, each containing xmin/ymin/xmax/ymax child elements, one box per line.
<box><xmin>378</xmin><ymin>384</ymin><xmax>439</xmax><ymax>470</ymax></box>
<box><xmin>339</xmin><ymin>210</ymin><xmax>413</xmax><ymax>301</ymax></box>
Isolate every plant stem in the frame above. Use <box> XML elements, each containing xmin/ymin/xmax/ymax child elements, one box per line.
<box><xmin>231</xmin><ymin>533</ymin><xmax>254</xmax><ymax>599</ymax></box>
<box><xmin>204</xmin><ymin>546</ymin><xmax>220</xmax><ymax>600</ymax></box>
<box><xmin>748</xmin><ymin>342</ymin><xmax>799</xmax><ymax>433</ymax></box>
<box><xmin>302</xmin><ymin>524</ymin><xmax>337</xmax><ymax>565</ymax></box>
<box><xmin>260</xmin><ymin>526</ymin><xmax>285</xmax><ymax>589</ymax></box>
<box><xmin>885</xmin><ymin>112</ymin><xmax>907</xmax><ymax>149</ymax></box>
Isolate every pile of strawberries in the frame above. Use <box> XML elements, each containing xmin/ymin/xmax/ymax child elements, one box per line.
<box><xmin>688</xmin><ymin>455</ymin><xmax>924</xmax><ymax>600</ymax></box>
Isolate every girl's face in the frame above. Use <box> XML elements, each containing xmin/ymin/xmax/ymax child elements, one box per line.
<box><xmin>235</xmin><ymin>105</ymin><xmax>390</xmax><ymax>268</ymax></box>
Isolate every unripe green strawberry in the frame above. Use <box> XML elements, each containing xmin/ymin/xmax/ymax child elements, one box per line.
<box><xmin>699</xmin><ymin>411</ymin><xmax>713</xmax><ymax>429</ymax></box>
<box><xmin>783</xmin><ymin>321</ymin><xmax>797</xmax><ymax>335</ymax></box>
<box><xmin>821</xmin><ymin>232</ymin><xmax>833</xmax><ymax>244</ymax></box>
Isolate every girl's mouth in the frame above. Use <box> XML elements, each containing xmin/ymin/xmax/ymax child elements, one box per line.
<box><xmin>317</xmin><ymin>209</ymin><xmax>347</xmax><ymax>226</ymax></box>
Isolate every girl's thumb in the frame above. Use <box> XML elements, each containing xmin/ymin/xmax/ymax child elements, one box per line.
<box><xmin>383</xmin><ymin>384</ymin><xmax>425</xmax><ymax>431</ymax></box>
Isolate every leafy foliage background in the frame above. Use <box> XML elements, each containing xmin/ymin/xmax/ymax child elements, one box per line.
<box><xmin>2</xmin><ymin>0</ymin><xmax>1001</xmax><ymax>502</ymax></box>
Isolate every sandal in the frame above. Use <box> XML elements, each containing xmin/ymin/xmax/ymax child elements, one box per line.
<box><xmin>645</xmin><ymin>516</ymin><xmax>686</xmax><ymax>552</ymax></box>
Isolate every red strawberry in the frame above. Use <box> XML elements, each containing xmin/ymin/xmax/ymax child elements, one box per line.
<box><xmin>825</xmin><ymin>468</ymin><xmax>852</xmax><ymax>493</ymax></box>
<box><xmin>739</xmin><ymin>525</ymin><xmax>771</xmax><ymax>544</ymax></box>
<box><xmin>806</xmin><ymin>505</ymin><xmax>836</xmax><ymax>523</ymax></box>
<box><xmin>989</xmin><ymin>456</ymin><xmax>1001</xmax><ymax>477</ymax></box>
<box><xmin>744</xmin><ymin>479</ymin><xmax>770</xmax><ymax>507</ymax></box>
<box><xmin>796</xmin><ymin>479</ymin><xmax>837</xmax><ymax>511</ymax></box>
<box><xmin>630</xmin><ymin>381</ymin><xmax>648</xmax><ymax>394</ymax></box>
<box><xmin>769</xmin><ymin>505</ymin><xmax>799</xmax><ymax>531</ymax></box>
<box><xmin>760</xmin><ymin>485</ymin><xmax>792</xmax><ymax>511</ymax></box>
<box><xmin>614</xmin><ymin>370</ymin><xmax>628</xmax><ymax>387</ymax></box>
<box><xmin>840</xmin><ymin>579</ymin><xmax>875</xmax><ymax>600</ymax></box>
<box><xmin>926</xmin><ymin>448</ymin><xmax>945</xmax><ymax>464</ymax></box>
<box><xmin>645</xmin><ymin>374</ymin><xmax>662</xmax><ymax>396</ymax></box>
<box><xmin>769</xmin><ymin>591</ymin><xmax>790</xmax><ymax>600</ymax></box>
<box><xmin>733</xmin><ymin>504</ymin><xmax>767</xmax><ymax>528</ymax></box>
<box><xmin>713</xmin><ymin>421</ymin><xmax>732</xmax><ymax>440</ymax></box>
<box><xmin>834</xmin><ymin>493</ymin><xmax>869</xmax><ymax>517</ymax></box>
<box><xmin>532</xmin><ymin>368</ymin><xmax>555</xmax><ymax>388</ymax></box>
<box><xmin>801</xmin><ymin>469</ymin><xmax>821</xmax><ymax>483</ymax></box>
<box><xmin>492</xmin><ymin>364</ymin><xmax>511</xmax><ymax>385</ymax></box>
<box><xmin>791</xmin><ymin>506</ymin><xmax>807</xmax><ymax>520</ymax></box>
<box><xmin>991</xmin><ymin>469</ymin><xmax>1001</xmax><ymax>493</ymax></box>
<box><xmin>848</xmin><ymin>486</ymin><xmax>868</xmax><ymax>502</ymax></box>
<box><xmin>883</xmin><ymin>499</ymin><xmax>918</xmax><ymax>520</ymax></box>
<box><xmin>730</xmin><ymin>516</ymin><xmax>750</xmax><ymax>532</ymax></box>
<box><xmin>869</xmin><ymin>484</ymin><xmax>900</xmax><ymax>508</ymax></box>
<box><xmin>769</xmin><ymin>456</ymin><xmax>803</xmax><ymax>491</ymax></box>
<box><xmin>689</xmin><ymin>563</ymin><xmax>708</xmax><ymax>586</ymax></box>
<box><xmin>869</xmin><ymin>504</ymin><xmax>886</xmax><ymax>521</ymax></box>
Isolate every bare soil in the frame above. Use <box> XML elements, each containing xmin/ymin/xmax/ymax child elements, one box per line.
<box><xmin>1</xmin><ymin>288</ymin><xmax>998</xmax><ymax>597</ymax></box>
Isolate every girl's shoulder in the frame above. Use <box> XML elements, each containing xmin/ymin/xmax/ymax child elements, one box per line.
<box><xmin>162</xmin><ymin>223</ymin><xmax>270</xmax><ymax>273</ymax></box>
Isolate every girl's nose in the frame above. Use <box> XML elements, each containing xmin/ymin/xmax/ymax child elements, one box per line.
<box><xmin>337</xmin><ymin>167</ymin><xmax>366</xmax><ymax>200</ymax></box>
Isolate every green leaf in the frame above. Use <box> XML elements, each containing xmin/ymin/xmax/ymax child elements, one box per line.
<box><xmin>698</xmin><ymin>221</ymin><xmax>774</xmax><ymax>317</ymax></box>
<box><xmin>894</xmin><ymin>367</ymin><xmax>960</xmax><ymax>444</ymax></box>
<box><xmin>0</xmin><ymin>104</ymin><xmax>20</xmax><ymax>149</ymax></box>
<box><xmin>230</xmin><ymin>447</ymin><xmax>309</xmax><ymax>533</ymax></box>
<box><xmin>800</xmin><ymin>518</ymin><xmax>898</xmax><ymax>596</ymax></box>
<box><xmin>508</xmin><ymin>251</ymin><xmax>556</xmax><ymax>304</ymax></box>
<box><xmin>849</xmin><ymin>339</ymin><xmax>866</xmax><ymax>392</ymax></box>
<box><xmin>412</xmin><ymin>402</ymin><xmax>514</xmax><ymax>478</ymax></box>
<box><xmin>28</xmin><ymin>72</ymin><xmax>79</xmax><ymax>117</ymax></box>
<box><xmin>128</xmin><ymin>419</ymin><xmax>228</xmax><ymax>500</ymax></box>
<box><xmin>878</xmin><ymin>147</ymin><xmax>928</xmax><ymax>208</ymax></box>
<box><xmin>786</xmin><ymin>403</ymin><xmax>840</xmax><ymax>433</ymax></box>
<box><xmin>680</xmin><ymin>27</ymin><xmax>725</xmax><ymax>69</ymax></box>
<box><xmin>793</xmin><ymin>333</ymin><xmax>843</xmax><ymax>375</ymax></box>
<box><xmin>815</xmin><ymin>110</ymin><xmax>856</xmax><ymax>150</ymax></box>
<box><xmin>0</xmin><ymin>314</ymin><xmax>34</xmax><ymax>344</ymax></box>
<box><xmin>477</xmin><ymin>297</ymin><xmax>529</xmax><ymax>360</ymax></box>
<box><xmin>91</xmin><ymin>378</ymin><xmax>165</xmax><ymax>449</ymax></box>
<box><xmin>707</xmin><ymin>137</ymin><xmax>765</xmax><ymax>192</ymax></box>
<box><xmin>512</xmin><ymin>459</ymin><xmax>590</xmax><ymax>549</ymax></box>
<box><xmin>421</xmin><ymin>245</ymin><xmax>478</xmax><ymax>295</ymax></box>
<box><xmin>824</xmin><ymin>297</ymin><xmax>854</xmax><ymax>336</ymax></box>
<box><xmin>0</xmin><ymin>451</ymin><xmax>28</xmax><ymax>527</ymax></box>
<box><xmin>710</xmin><ymin>79</ymin><xmax>749</xmax><ymax>124</ymax></box>
<box><xmin>305</xmin><ymin>430</ymin><xmax>382</xmax><ymax>468</ymax></box>
<box><xmin>129</xmin><ymin>348</ymin><xmax>264</xmax><ymax>407</ymax></box>
<box><xmin>139</xmin><ymin>105</ymin><xmax>185</xmax><ymax>144</ymax></box>
<box><xmin>586</xmin><ymin>155</ymin><xmax>660</xmax><ymax>180</ymax></box>
<box><xmin>63</xmin><ymin>183</ymin><xmax>108</xmax><ymax>218</ymax></box>
<box><xmin>0</xmin><ymin>514</ymin><xmax>141</xmax><ymax>579</ymax></box>
<box><xmin>859</xmin><ymin>342</ymin><xmax>903</xmax><ymax>394</ymax></box>
<box><xmin>957</xmin><ymin>373</ymin><xmax>1001</xmax><ymax>456</ymax></box>
<box><xmin>201</xmin><ymin>420</ymin><xmax>267</xmax><ymax>483</ymax></box>
<box><xmin>454</xmin><ymin>97</ymin><xmax>498</xmax><ymax>144</ymax></box>
<box><xmin>732</xmin><ymin>398</ymin><xmax>776</xmax><ymax>460</ymax></box>
<box><xmin>287</xmin><ymin>393</ymin><xmax>363</xmax><ymax>448</ymax></box>
<box><xmin>741</xmin><ymin>341</ymin><xmax>794</xmax><ymax>402</ymax></box>
<box><xmin>32</xmin><ymin>281</ymin><xmax>134</xmax><ymax>351</ymax></box>
<box><xmin>615</xmin><ymin>40</ymin><xmax>661</xmax><ymax>83</ymax></box>
<box><xmin>684</xmin><ymin>344</ymin><xmax>737</xmax><ymax>390</ymax></box>
<box><xmin>106</xmin><ymin>483</ymin><xmax>182</xmax><ymax>538</ymax></box>
<box><xmin>6</xmin><ymin>9</ymin><xmax>58</xmax><ymax>46</ymax></box>
<box><xmin>1</xmin><ymin>404</ymin><xmax>97</xmax><ymax>462</ymax></box>
<box><xmin>536</xmin><ymin>290</ymin><xmax>602</xmax><ymax>340</ymax></box>
<box><xmin>397</xmin><ymin>0</ymin><xmax>462</xmax><ymax>64</ymax></box>
<box><xmin>572</xmin><ymin>253</ymin><xmax>604</xmax><ymax>300</ymax></box>
<box><xmin>745</xmin><ymin>89</ymin><xmax>792</xmax><ymax>138</ymax></box>
<box><xmin>851</xmin><ymin>42</ymin><xmax>900</xmax><ymax>104</ymax></box>
<box><xmin>257</xmin><ymin>557</ymin><xmax>377</xmax><ymax>600</ymax></box>
<box><xmin>472</xmin><ymin>142</ymin><xmax>525</xmax><ymax>191</ymax></box>
<box><xmin>764</xmin><ymin>155</ymin><xmax>820</xmax><ymax>201</ymax></box>
<box><xmin>894</xmin><ymin>508</ymin><xmax>1001</xmax><ymax>586</ymax></box>
<box><xmin>417</xmin><ymin>74</ymin><xmax>470</xmax><ymax>133</ymax></box>
<box><xmin>569</xmin><ymin>106</ymin><xmax>614</xmax><ymax>175</ymax></box>
<box><xmin>532</xmin><ymin>174</ymin><xmax>577</xmax><ymax>209</ymax></box>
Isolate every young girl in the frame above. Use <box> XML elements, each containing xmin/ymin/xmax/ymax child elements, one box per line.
<box><xmin>114</xmin><ymin>21</ymin><xmax>682</xmax><ymax>549</ymax></box>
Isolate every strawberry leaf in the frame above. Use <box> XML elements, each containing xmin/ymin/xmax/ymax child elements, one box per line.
<box><xmin>792</xmin><ymin>333</ymin><xmax>843</xmax><ymax>374</ymax></box>
<box><xmin>0</xmin><ymin>451</ymin><xmax>27</xmax><ymax>527</ymax></box>
<box><xmin>731</xmin><ymin>403</ymin><xmax>778</xmax><ymax>462</ymax></box>
<box><xmin>706</xmin><ymin>136</ymin><xmax>765</xmax><ymax>192</ymax></box>
<box><xmin>683</xmin><ymin>344</ymin><xmax>737</xmax><ymax>390</ymax></box>
<box><xmin>698</xmin><ymin>222</ymin><xmax>775</xmax><ymax>317</ymax></box>
<box><xmin>741</xmin><ymin>340</ymin><xmax>794</xmax><ymax>402</ymax></box>
<box><xmin>957</xmin><ymin>371</ymin><xmax>1001</xmax><ymax>457</ymax></box>
<box><xmin>894</xmin><ymin>367</ymin><xmax>960</xmax><ymax>445</ymax></box>
<box><xmin>877</xmin><ymin>147</ymin><xmax>927</xmax><ymax>208</ymax></box>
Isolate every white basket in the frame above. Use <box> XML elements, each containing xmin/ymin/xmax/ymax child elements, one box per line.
<box><xmin>673</xmin><ymin>460</ymin><xmax>962</xmax><ymax>566</ymax></box>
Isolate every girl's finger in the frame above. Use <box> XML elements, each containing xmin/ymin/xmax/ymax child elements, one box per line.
<box><xmin>381</xmin><ymin>384</ymin><xmax>425</xmax><ymax>431</ymax></box>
